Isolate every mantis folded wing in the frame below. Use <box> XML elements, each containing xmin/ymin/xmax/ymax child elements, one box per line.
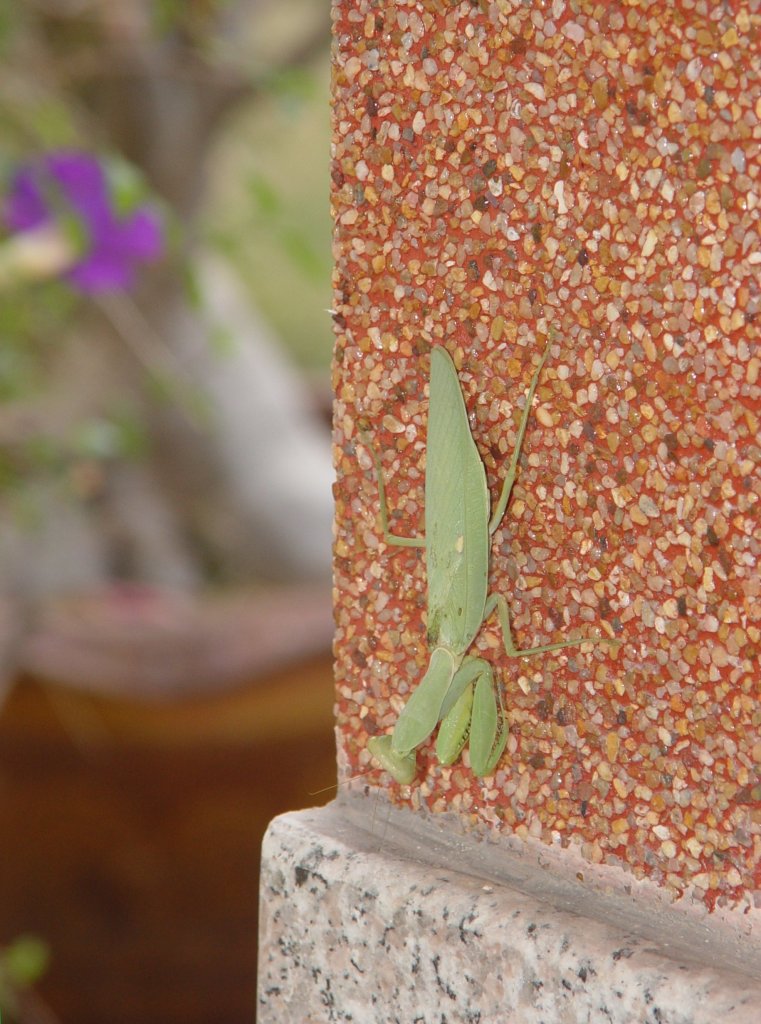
<box><xmin>364</xmin><ymin>344</ymin><xmax>618</xmax><ymax>783</ymax></box>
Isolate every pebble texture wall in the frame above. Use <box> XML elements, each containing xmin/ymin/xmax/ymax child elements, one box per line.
<box><xmin>331</xmin><ymin>0</ymin><xmax>759</xmax><ymax>915</ymax></box>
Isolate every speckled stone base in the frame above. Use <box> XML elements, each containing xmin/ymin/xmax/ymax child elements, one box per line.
<box><xmin>258</xmin><ymin>798</ymin><xmax>761</xmax><ymax>1024</ymax></box>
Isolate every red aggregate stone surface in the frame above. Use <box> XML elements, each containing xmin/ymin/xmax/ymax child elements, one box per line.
<box><xmin>330</xmin><ymin>0</ymin><xmax>759</xmax><ymax>912</ymax></box>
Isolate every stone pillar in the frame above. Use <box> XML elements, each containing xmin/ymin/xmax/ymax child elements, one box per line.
<box><xmin>259</xmin><ymin>1</ymin><xmax>760</xmax><ymax>1019</ymax></box>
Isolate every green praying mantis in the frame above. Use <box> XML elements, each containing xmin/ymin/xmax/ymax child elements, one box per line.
<box><xmin>363</xmin><ymin>343</ymin><xmax>618</xmax><ymax>784</ymax></box>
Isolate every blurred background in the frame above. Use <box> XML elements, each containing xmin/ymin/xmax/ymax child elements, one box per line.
<box><xmin>0</xmin><ymin>1</ymin><xmax>336</xmax><ymax>1021</ymax></box>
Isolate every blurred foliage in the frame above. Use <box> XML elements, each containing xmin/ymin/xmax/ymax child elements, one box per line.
<box><xmin>208</xmin><ymin>58</ymin><xmax>332</xmax><ymax>369</ymax></box>
<box><xmin>0</xmin><ymin>0</ymin><xmax>331</xmax><ymax>515</ymax></box>
<box><xmin>0</xmin><ymin>934</ymin><xmax>50</xmax><ymax>1022</ymax></box>
<box><xmin>0</xmin><ymin>0</ymin><xmax>332</xmax><ymax>357</ymax></box>
<box><xmin>0</xmin><ymin>281</ymin><xmax>75</xmax><ymax>400</ymax></box>
<box><xmin>1</xmin><ymin>935</ymin><xmax>49</xmax><ymax>988</ymax></box>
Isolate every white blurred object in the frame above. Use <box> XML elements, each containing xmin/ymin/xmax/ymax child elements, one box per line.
<box><xmin>163</xmin><ymin>251</ymin><xmax>334</xmax><ymax>581</ymax></box>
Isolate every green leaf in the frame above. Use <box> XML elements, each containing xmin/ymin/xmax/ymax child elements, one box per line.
<box><xmin>279</xmin><ymin>226</ymin><xmax>328</xmax><ymax>282</ymax></box>
<box><xmin>247</xmin><ymin>172</ymin><xmax>281</xmax><ymax>218</ymax></box>
<box><xmin>2</xmin><ymin>935</ymin><xmax>49</xmax><ymax>986</ymax></box>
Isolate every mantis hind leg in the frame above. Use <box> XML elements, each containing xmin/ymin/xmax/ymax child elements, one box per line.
<box><xmin>485</xmin><ymin>592</ymin><xmax>619</xmax><ymax>659</ymax></box>
<box><xmin>358</xmin><ymin>427</ymin><xmax>425</xmax><ymax>548</ymax></box>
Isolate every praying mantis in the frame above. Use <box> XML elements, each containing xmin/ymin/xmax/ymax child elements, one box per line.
<box><xmin>364</xmin><ymin>343</ymin><xmax>618</xmax><ymax>784</ymax></box>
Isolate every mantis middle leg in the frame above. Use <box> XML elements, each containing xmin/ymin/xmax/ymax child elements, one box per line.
<box><xmin>484</xmin><ymin>592</ymin><xmax>618</xmax><ymax>659</ymax></box>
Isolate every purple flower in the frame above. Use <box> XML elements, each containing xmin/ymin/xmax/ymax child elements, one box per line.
<box><xmin>4</xmin><ymin>151</ymin><xmax>164</xmax><ymax>293</ymax></box>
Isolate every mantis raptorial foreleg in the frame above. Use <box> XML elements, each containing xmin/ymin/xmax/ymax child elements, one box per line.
<box><xmin>435</xmin><ymin>681</ymin><xmax>474</xmax><ymax>767</ymax></box>
<box><xmin>366</xmin><ymin>734</ymin><xmax>417</xmax><ymax>785</ymax></box>
<box><xmin>390</xmin><ymin>647</ymin><xmax>458</xmax><ymax>754</ymax></box>
<box><xmin>469</xmin><ymin>670</ymin><xmax>508</xmax><ymax>777</ymax></box>
<box><xmin>435</xmin><ymin>661</ymin><xmax>508</xmax><ymax>776</ymax></box>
